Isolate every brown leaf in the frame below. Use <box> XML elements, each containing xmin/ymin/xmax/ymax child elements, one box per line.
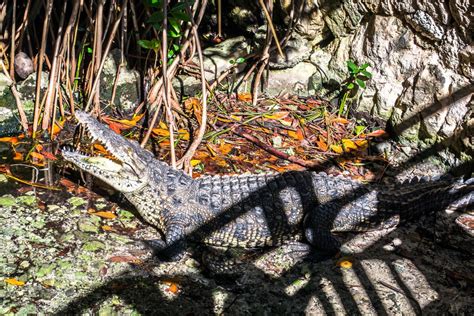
<box><xmin>366</xmin><ymin>129</ymin><xmax>387</xmax><ymax>137</ymax></box>
<box><xmin>108</xmin><ymin>256</ymin><xmax>141</xmax><ymax>263</ymax></box>
<box><xmin>237</xmin><ymin>93</ymin><xmax>252</xmax><ymax>102</ymax></box>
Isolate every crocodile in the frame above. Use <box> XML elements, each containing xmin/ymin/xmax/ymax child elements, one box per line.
<box><xmin>62</xmin><ymin>111</ymin><xmax>473</xmax><ymax>259</ymax></box>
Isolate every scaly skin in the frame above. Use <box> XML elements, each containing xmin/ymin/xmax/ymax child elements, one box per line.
<box><xmin>62</xmin><ymin>111</ymin><xmax>473</xmax><ymax>258</ymax></box>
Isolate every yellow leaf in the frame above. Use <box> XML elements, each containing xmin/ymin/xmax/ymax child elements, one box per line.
<box><xmin>342</xmin><ymin>139</ymin><xmax>358</xmax><ymax>151</ymax></box>
<box><xmin>263</xmin><ymin>111</ymin><xmax>289</xmax><ymax>120</ymax></box>
<box><xmin>158</xmin><ymin>121</ymin><xmax>167</xmax><ymax>129</ymax></box>
<box><xmin>230</xmin><ymin>115</ymin><xmax>242</xmax><ymax>122</ymax></box>
<box><xmin>92</xmin><ymin>211</ymin><xmax>117</xmax><ymax>219</ymax></box>
<box><xmin>101</xmin><ymin>225</ymin><xmax>115</xmax><ymax>231</ymax></box>
<box><xmin>288</xmin><ymin>129</ymin><xmax>304</xmax><ymax>140</ymax></box>
<box><xmin>330</xmin><ymin>144</ymin><xmax>343</xmax><ymax>154</ymax></box>
<box><xmin>355</xmin><ymin>139</ymin><xmax>368</xmax><ymax>148</ymax></box>
<box><xmin>332</xmin><ymin>117</ymin><xmax>350</xmax><ymax>124</ymax></box>
<box><xmin>30</xmin><ymin>151</ymin><xmax>45</xmax><ymax>160</ymax></box>
<box><xmin>190</xmin><ymin>159</ymin><xmax>201</xmax><ymax>167</ymax></box>
<box><xmin>152</xmin><ymin>128</ymin><xmax>170</xmax><ymax>137</ymax></box>
<box><xmin>5</xmin><ymin>278</ymin><xmax>25</xmax><ymax>286</ymax></box>
<box><xmin>177</xmin><ymin>129</ymin><xmax>190</xmax><ymax>141</ymax></box>
<box><xmin>338</xmin><ymin>260</ymin><xmax>353</xmax><ymax>269</ymax></box>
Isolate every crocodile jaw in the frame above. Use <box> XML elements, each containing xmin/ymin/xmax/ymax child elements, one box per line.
<box><xmin>62</xmin><ymin>111</ymin><xmax>148</xmax><ymax>193</ymax></box>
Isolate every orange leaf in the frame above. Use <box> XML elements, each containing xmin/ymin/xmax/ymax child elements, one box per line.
<box><xmin>0</xmin><ymin>136</ymin><xmax>19</xmax><ymax>144</ymax></box>
<box><xmin>35</xmin><ymin>144</ymin><xmax>44</xmax><ymax>151</ymax></box>
<box><xmin>218</xmin><ymin>142</ymin><xmax>233</xmax><ymax>155</ymax></box>
<box><xmin>5</xmin><ymin>278</ymin><xmax>26</xmax><ymax>286</ymax></box>
<box><xmin>163</xmin><ymin>281</ymin><xmax>180</xmax><ymax>294</ymax></box>
<box><xmin>315</xmin><ymin>139</ymin><xmax>328</xmax><ymax>152</ymax></box>
<box><xmin>92</xmin><ymin>211</ymin><xmax>117</xmax><ymax>219</ymax></box>
<box><xmin>288</xmin><ymin>129</ymin><xmax>304</xmax><ymax>140</ymax></box>
<box><xmin>184</xmin><ymin>97</ymin><xmax>200</xmax><ymax>111</ymax></box>
<box><xmin>108</xmin><ymin>122</ymin><xmax>123</xmax><ymax>134</ymax></box>
<box><xmin>13</xmin><ymin>152</ymin><xmax>24</xmax><ymax>161</ymax></box>
<box><xmin>332</xmin><ymin>117</ymin><xmax>350</xmax><ymax>124</ymax></box>
<box><xmin>237</xmin><ymin>93</ymin><xmax>252</xmax><ymax>102</ymax></box>
<box><xmin>93</xmin><ymin>143</ymin><xmax>109</xmax><ymax>154</ymax></box>
<box><xmin>41</xmin><ymin>150</ymin><xmax>58</xmax><ymax>160</ymax></box>
<box><xmin>115</xmin><ymin>113</ymin><xmax>144</xmax><ymax>126</ymax></box>
<box><xmin>366</xmin><ymin>129</ymin><xmax>387</xmax><ymax>137</ymax></box>
<box><xmin>177</xmin><ymin>129</ymin><xmax>190</xmax><ymax>141</ymax></box>
<box><xmin>30</xmin><ymin>152</ymin><xmax>45</xmax><ymax>160</ymax></box>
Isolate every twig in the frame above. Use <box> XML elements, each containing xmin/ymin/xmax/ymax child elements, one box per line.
<box><xmin>258</xmin><ymin>0</ymin><xmax>284</xmax><ymax>58</ymax></box>
<box><xmin>232</xmin><ymin>126</ymin><xmax>327</xmax><ymax>169</ymax></box>
<box><xmin>32</xmin><ymin>0</ymin><xmax>53</xmax><ymax>137</ymax></box>
<box><xmin>9</xmin><ymin>0</ymin><xmax>17</xmax><ymax>80</ymax></box>
<box><xmin>177</xmin><ymin>1</ymin><xmax>209</xmax><ymax>172</ymax></box>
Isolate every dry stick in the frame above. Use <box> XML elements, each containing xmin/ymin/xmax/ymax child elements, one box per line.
<box><xmin>61</xmin><ymin>0</ymin><xmax>81</xmax><ymax>116</ymax></box>
<box><xmin>93</xmin><ymin>0</ymin><xmax>104</xmax><ymax>113</ymax></box>
<box><xmin>32</xmin><ymin>0</ymin><xmax>53</xmax><ymax>138</ymax></box>
<box><xmin>146</xmin><ymin>0</ymin><xmax>207</xmax><ymax>105</ymax></box>
<box><xmin>84</xmin><ymin>0</ymin><xmax>128</xmax><ymax>112</ymax></box>
<box><xmin>9</xmin><ymin>0</ymin><xmax>16</xmax><ymax>80</ymax></box>
<box><xmin>232</xmin><ymin>126</ymin><xmax>326</xmax><ymax>169</ymax></box>
<box><xmin>16</xmin><ymin>0</ymin><xmax>32</xmax><ymax>48</ymax></box>
<box><xmin>0</xmin><ymin>59</ymin><xmax>28</xmax><ymax>132</ymax></box>
<box><xmin>258</xmin><ymin>0</ymin><xmax>284</xmax><ymax>58</ymax></box>
<box><xmin>141</xmin><ymin>0</ymin><xmax>207</xmax><ymax>147</ymax></box>
<box><xmin>42</xmin><ymin>0</ymin><xmax>67</xmax><ymax>131</ymax></box>
<box><xmin>177</xmin><ymin>11</ymin><xmax>208</xmax><ymax>171</ymax></box>
<box><xmin>217</xmin><ymin>0</ymin><xmax>221</xmax><ymax>37</ymax></box>
<box><xmin>161</xmin><ymin>0</ymin><xmax>177</xmax><ymax>168</ymax></box>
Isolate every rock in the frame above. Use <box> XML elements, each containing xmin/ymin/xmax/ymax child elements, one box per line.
<box><xmin>100</xmin><ymin>49</ymin><xmax>141</xmax><ymax>113</ymax></box>
<box><xmin>405</xmin><ymin>10</ymin><xmax>445</xmax><ymax>41</ymax></box>
<box><xmin>266</xmin><ymin>62</ymin><xmax>317</xmax><ymax>97</ymax></box>
<box><xmin>267</xmin><ymin>34</ymin><xmax>312</xmax><ymax>69</ymax></box>
<box><xmin>200</xmin><ymin>36</ymin><xmax>250</xmax><ymax>82</ymax></box>
<box><xmin>14</xmin><ymin>52</ymin><xmax>34</xmax><ymax>80</ymax></box>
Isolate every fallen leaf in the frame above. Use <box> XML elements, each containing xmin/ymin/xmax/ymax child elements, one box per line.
<box><xmin>163</xmin><ymin>281</ymin><xmax>180</xmax><ymax>294</ymax></box>
<box><xmin>35</xmin><ymin>144</ymin><xmax>44</xmax><ymax>151</ymax></box>
<box><xmin>337</xmin><ymin>259</ymin><xmax>353</xmax><ymax>269</ymax></box>
<box><xmin>5</xmin><ymin>278</ymin><xmax>25</xmax><ymax>286</ymax></box>
<box><xmin>330</xmin><ymin>144</ymin><xmax>343</xmax><ymax>154</ymax></box>
<box><xmin>288</xmin><ymin>129</ymin><xmax>304</xmax><ymax>140</ymax></box>
<box><xmin>41</xmin><ymin>150</ymin><xmax>57</xmax><ymax>161</ymax></box>
<box><xmin>366</xmin><ymin>129</ymin><xmax>387</xmax><ymax>137</ymax></box>
<box><xmin>30</xmin><ymin>151</ymin><xmax>45</xmax><ymax>160</ymax></box>
<box><xmin>332</xmin><ymin>117</ymin><xmax>350</xmax><ymax>124</ymax></box>
<box><xmin>315</xmin><ymin>138</ymin><xmax>328</xmax><ymax>152</ymax></box>
<box><xmin>0</xmin><ymin>136</ymin><xmax>19</xmax><ymax>144</ymax></box>
<box><xmin>263</xmin><ymin>111</ymin><xmax>289</xmax><ymax>120</ymax></box>
<box><xmin>108</xmin><ymin>256</ymin><xmax>141</xmax><ymax>263</ymax></box>
<box><xmin>152</xmin><ymin>128</ymin><xmax>170</xmax><ymax>137</ymax></box>
<box><xmin>237</xmin><ymin>93</ymin><xmax>252</xmax><ymax>102</ymax></box>
<box><xmin>92</xmin><ymin>211</ymin><xmax>117</xmax><ymax>219</ymax></box>
<box><xmin>13</xmin><ymin>152</ymin><xmax>23</xmax><ymax>161</ymax></box>
<box><xmin>342</xmin><ymin>139</ymin><xmax>358</xmax><ymax>151</ymax></box>
<box><xmin>101</xmin><ymin>225</ymin><xmax>115</xmax><ymax>231</ymax></box>
<box><xmin>190</xmin><ymin>159</ymin><xmax>201</xmax><ymax>167</ymax></box>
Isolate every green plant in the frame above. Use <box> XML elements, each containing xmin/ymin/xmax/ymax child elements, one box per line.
<box><xmin>138</xmin><ymin>0</ymin><xmax>193</xmax><ymax>63</ymax></box>
<box><xmin>338</xmin><ymin>60</ymin><xmax>372</xmax><ymax>116</ymax></box>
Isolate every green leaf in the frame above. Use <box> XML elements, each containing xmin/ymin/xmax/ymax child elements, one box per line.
<box><xmin>138</xmin><ymin>39</ymin><xmax>160</xmax><ymax>50</ymax></box>
<box><xmin>169</xmin><ymin>17</ymin><xmax>181</xmax><ymax>34</ymax></box>
<box><xmin>171</xmin><ymin>11</ymin><xmax>190</xmax><ymax>22</ymax></box>
<box><xmin>229</xmin><ymin>59</ymin><xmax>235</xmax><ymax>65</ymax></box>
<box><xmin>87</xmin><ymin>47</ymin><xmax>93</xmax><ymax>54</ymax></box>
<box><xmin>347</xmin><ymin>60</ymin><xmax>358</xmax><ymax>73</ymax></box>
<box><xmin>361</xmin><ymin>70</ymin><xmax>372</xmax><ymax>78</ymax></box>
<box><xmin>355</xmin><ymin>125</ymin><xmax>366</xmax><ymax>135</ymax></box>
<box><xmin>147</xmin><ymin>0</ymin><xmax>163</xmax><ymax>7</ymax></box>
<box><xmin>236</xmin><ymin>57</ymin><xmax>246</xmax><ymax>64</ymax></box>
<box><xmin>147</xmin><ymin>11</ymin><xmax>164</xmax><ymax>26</ymax></box>
<box><xmin>347</xmin><ymin>82</ymin><xmax>355</xmax><ymax>90</ymax></box>
<box><xmin>355</xmin><ymin>78</ymin><xmax>366</xmax><ymax>88</ymax></box>
<box><xmin>360</xmin><ymin>63</ymin><xmax>370</xmax><ymax>70</ymax></box>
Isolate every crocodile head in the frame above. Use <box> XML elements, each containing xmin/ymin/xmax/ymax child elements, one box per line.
<box><xmin>62</xmin><ymin>111</ymin><xmax>154</xmax><ymax>193</ymax></box>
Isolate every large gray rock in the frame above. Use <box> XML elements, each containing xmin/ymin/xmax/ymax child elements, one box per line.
<box><xmin>100</xmin><ymin>49</ymin><xmax>141</xmax><ymax>113</ymax></box>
